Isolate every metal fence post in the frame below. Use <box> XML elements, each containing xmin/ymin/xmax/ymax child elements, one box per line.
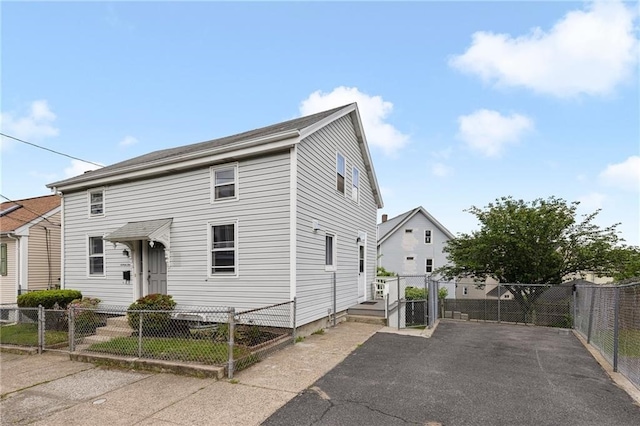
<box><xmin>333</xmin><ymin>272</ymin><xmax>337</xmax><ymax>327</ymax></box>
<box><xmin>292</xmin><ymin>297</ymin><xmax>297</xmax><ymax>342</ymax></box>
<box><xmin>424</xmin><ymin>276</ymin><xmax>428</xmax><ymax>326</ymax></box>
<box><xmin>38</xmin><ymin>305</ymin><xmax>44</xmax><ymax>354</ymax></box>
<box><xmin>138</xmin><ymin>312</ymin><xmax>143</xmax><ymax>358</ymax></box>
<box><xmin>228</xmin><ymin>308</ymin><xmax>236</xmax><ymax>379</ymax></box>
<box><xmin>497</xmin><ymin>284</ymin><xmax>501</xmax><ymax>323</ymax></box>
<box><xmin>613</xmin><ymin>286</ymin><xmax>620</xmax><ymax>373</ymax></box>
<box><xmin>69</xmin><ymin>305</ymin><xmax>75</xmax><ymax>352</ymax></box>
<box><xmin>397</xmin><ymin>276</ymin><xmax>401</xmax><ymax>329</ymax></box>
<box><xmin>572</xmin><ymin>289</ymin><xmax>577</xmax><ymax>329</ymax></box>
<box><xmin>587</xmin><ymin>287</ymin><xmax>596</xmax><ymax>344</ymax></box>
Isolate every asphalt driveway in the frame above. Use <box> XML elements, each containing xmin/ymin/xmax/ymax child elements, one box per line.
<box><xmin>263</xmin><ymin>321</ymin><xmax>640</xmax><ymax>426</ymax></box>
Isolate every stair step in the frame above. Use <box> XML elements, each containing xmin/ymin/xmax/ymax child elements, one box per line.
<box><xmin>95</xmin><ymin>325</ymin><xmax>133</xmax><ymax>338</ymax></box>
<box><xmin>105</xmin><ymin>315</ymin><xmax>130</xmax><ymax>327</ymax></box>
<box><xmin>347</xmin><ymin>308</ymin><xmax>386</xmax><ymax>317</ymax></box>
<box><xmin>346</xmin><ymin>315</ymin><xmax>387</xmax><ymax>326</ymax></box>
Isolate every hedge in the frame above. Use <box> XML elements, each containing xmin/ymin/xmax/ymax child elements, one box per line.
<box><xmin>17</xmin><ymin>289</ymin><xmax>83</xmax><ymax>309</ymax></box>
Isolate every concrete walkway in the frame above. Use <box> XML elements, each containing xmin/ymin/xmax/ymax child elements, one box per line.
<box><xmin>0</xmin><ymin>322</ymin><xmax>381</xmax><ymax>425</ymax></box>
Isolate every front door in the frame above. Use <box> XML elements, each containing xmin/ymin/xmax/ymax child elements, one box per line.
<box><xmin>148</xmin><ymin>243</ymin><xmax>167</xmax><ymax>295</ymax></box>
<box><xmin>358</xmin><ymin>239</ymin><xmax>365</xmax><ymax>302</ymax></box>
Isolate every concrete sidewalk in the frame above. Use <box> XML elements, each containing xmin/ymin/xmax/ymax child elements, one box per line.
<box><xmin>0</xmin><ymin>322</ymin><xmax>381</xmax><ymax>425</ymax></box>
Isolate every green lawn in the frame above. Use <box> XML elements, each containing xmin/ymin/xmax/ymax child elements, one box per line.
<box><xmin>87</xmin><ymin>337</ymin><xmax>250</xmax><ymax>365</ymax></box>
<box><xmin>0</xmin><ymin>323</ymin><xmax>68</xmax><ymax>346</ymax></box>
<box><xmin>591</xmin><ymin>329</ymin><xmax>640</xmax><ymax>357</ymax></box>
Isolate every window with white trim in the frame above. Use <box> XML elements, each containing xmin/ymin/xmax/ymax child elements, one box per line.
<box><xmin>336</xmin><ymin>153</ymin><xmax>345</xmax><ymax>194</ymax></box>
<box><xmin>210</xmin><ymin>222</ymin><xmax>237</xmax><ymax>275</ymax></box>
<box><xmin>424</xmin><ymin>230</ymin><xmax>432</xmax><ymax>244</ymax></box>
<box><xmin>325</xmin><ymin>233</ymin><xmax>336</xmax><ymax>271</ymax></box>
<box><xmin>88</xmin><ymin>236</ymin><xmax>105</xmax><ymax>276</ymax></box>
<box><xmin>89</xmin><ymin>189</ymin><xmax>104</xmax><ymax>217</ymax></box>
<box><xmin>462</xmin><ymin>286</ymin><xmax>468</xmax><ymax>296</ymax></box>
<box><xmin>352</xmin><ymin>166</ymin><xmax>359</xmax><ymax>203</ymax></box>
<box><xmin>211</xmin><ymin>164</ymin><xmax>238</xmax><ymax>202</ymax></box>
<box><xmin>425</xmin><ymin>258</ymin><xmax>433</xmax><ymax>273</ymax></box>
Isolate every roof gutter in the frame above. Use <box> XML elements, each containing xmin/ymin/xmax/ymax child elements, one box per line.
<box><xmin>49</xmin><ymin>129</ymin><xmax>301</xmax><ymax>193</ymax></box>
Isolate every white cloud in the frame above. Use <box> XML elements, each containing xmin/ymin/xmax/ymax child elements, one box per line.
<box><xmin>119</xmin><ymin>135</ymin><xmax>138</xmax><ymax>147</ymax></box>
<box><xmin>432</xmin><ymin>162</ymin><xmax>453</xmax><ymax>178</ymax></box>
<box><xmin>578</xmin><ymin>192</ymin><xmax>607</xmax><ymax>210</ymax></box>
<box><xmin>449</xmin><ymin>1</ymin><xmax>639</xmax><ymax>98</ymax></box>
<box><xmin>598</xmin><ymin>155</ymin><xmax>640</xmax><ymax>191</ymax></box>
<box><xmin>64</xmin><ymin>159</ymin><xmax>104</xmax><ymax>178</ymax></box>
<box><xmin>457</xmin><ymin>109</ymin><xmax>533</xmax><ymax>157</ymax></box>
<box><xmin>380</xmin><ymin>186</ymin><xmax>394</xmax><ymax>198</ymax></box>
<box><xmin>0</xmin><ymin>100</ymin><xmax>59</xmax><ymax>150</ymax></box>
<box><xmin>299</xmin><ymin>86</ymin><xmax>409</xmax><ymax>156</ymax></box>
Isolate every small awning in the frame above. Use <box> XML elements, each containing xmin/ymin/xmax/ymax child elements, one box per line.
<box><xmin>104</xmin><ymin>218</ymin><xmax>172</xmax><ymax>243</ymax></box>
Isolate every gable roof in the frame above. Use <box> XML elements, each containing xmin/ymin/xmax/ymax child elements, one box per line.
<box><xmin>377</xmin><ymin>206</ymin><xmax>454</xmax><ymax>245</ymax></box>
<box><xmin>0</xmin><ymin>195</ymin><xmax>61</xmax><ymax>233</ymax></box>
<box><xmin>46</xmin><ymin>103</ymin><xmax>382</xmax><ymax>207</ymax></box>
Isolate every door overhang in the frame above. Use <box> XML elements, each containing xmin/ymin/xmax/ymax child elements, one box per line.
<box><xmin>104</xmin><ymin>218</ymin><xmax>172</xmax><ymax>263</ymax></box>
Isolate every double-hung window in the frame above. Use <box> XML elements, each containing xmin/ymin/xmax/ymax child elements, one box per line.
<box><xmin>325</xmin><ymin>233</ymin><xmax>336</xmax><ymax>271</ymax></box>
<box><xmin>425</xmin><ymin>258</ymin><xmax>434</xmax><ymax>274</ymax></box>
<box><xmin>336</xmin><ymin>153</ymin><xmax>345</xmax><ymax>194</ymax></box>
<box><xmin>424</xmin><ymin>230</ymin><xmax>432</xmax><ymax>244</ymax></box>
<box><xmin>89</xmin><ymin>189</ymin><xmax>104</xmax><ymax>217</ymax></box>
<box><xmin>352</xmin><ymin>167</ymin><xmax>359</xmax><ymax>203</ymax></box>
<box><xmin>211</xmin><ymin>164</ymin><xmax>238</xmax><ymax>202</ymax></box>
<box><xmin>210</xmin><ymin>222</ymin><xmax>237</xmax><ymax>275</ymax></box>
<box><xmin>88</xmin><ymin>236</ymin><xmax>105</xmax><ymax>276</ymax></box>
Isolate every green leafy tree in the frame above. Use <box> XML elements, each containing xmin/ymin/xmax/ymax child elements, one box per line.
<box><xmin>437</xmin><ymin>196</ymin><xmax>622</xmax><ymax>314</ymax></box>
<box><xmin>609</xmin><ymin>245</ymin><xmax>640</xmax><ymax>281</ymax></box>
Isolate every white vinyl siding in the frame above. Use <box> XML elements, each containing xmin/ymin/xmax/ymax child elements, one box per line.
<box><xmin>27</xmin><ymin>212</ymin><xmax>61</xmax><ymax>290</ymax></box>
<box><xmin>62</xmin><ymin>152</ymin><xmax>291</xmax><ymax>307</ymax></box>
<box><xmin>296</xmin><ymin>115</ymin><xmax>378</xmax><ymax>325</ymax></box>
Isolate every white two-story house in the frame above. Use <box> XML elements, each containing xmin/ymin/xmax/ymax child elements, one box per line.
<box><xmin>46</xmin><ymin>103</ymin><xmax>383</xmax><ymax>328</ymax></box>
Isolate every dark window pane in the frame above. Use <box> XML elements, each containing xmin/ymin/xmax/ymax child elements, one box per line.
<box><xmin>337</xmin><ymin>175</ymin><xmax>345</xmax><ymax>193</ymax></box>
<box><xmin>90</xmin><ymin>192</ymin><xmax>103</xmax><ymax>203</ymax></box>
<box><xmin>215</xmin><ymin>184</ymin><xmax>235</xmax><ymax>199</ymax></box>
<box><xmin>213</xmin><ymin>224</ymin><xmax>234</xmax><ymax>245</ymax></box>
<box><xmin>90</xmin><ymin>238</ymin><xmax>103</xmax><ymax>255</ymax></box>
<box><xmin>212</xmin><ymin>251</ymin><xmax>235</xmax><ymax>273</ymax></box>
<box><xmin>215</xmin><ymin>169</ymin><xmax>235</xmax><ymax>185</ymax></box>
<box><xmin>325</xmin><ymin>235</ymin><xmax>333</xmax><ymax>265</ymax></box>
<box><xmin>91</xmin><ymin>205</ymin><xmax>103</xmax><ymax>215</ymax></box>
<box><xmin>90</xmin><ymin>257</ymin><xmax>104</xmax><ymax>275</ymax></box>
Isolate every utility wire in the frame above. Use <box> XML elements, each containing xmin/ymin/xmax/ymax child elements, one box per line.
<box><xmin>0</xmin><ymin>194</ymin><xmax>61</xmax><ymax>227</ymax></box>
<box><xmin>0</xmin><ymin>132</ymin><xmax>103</xmax><ymax>167</ymax></box>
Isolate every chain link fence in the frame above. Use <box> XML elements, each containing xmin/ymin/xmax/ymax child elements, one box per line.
<box><xmin>442</xmin><ymin>283</ymin><xmax>573</xmax><ymax>327</ymax></box>
<box><xmin>575</xmin><ymin>282</ymin><xmax>640</xmax><ymax>391</ymax></box>
<box><xmin>0</xmin><ymin>300</ymin><xmax>296</xmax><ymax>378</ymax></box>
<box><xmin>384</xmin><ymin>275</ymin><xmax>442</xmax><ymax>329</ymax></box>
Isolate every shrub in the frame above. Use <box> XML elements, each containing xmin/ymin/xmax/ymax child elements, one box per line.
<box><xmin>17</xmin><ymin>289</ymin><xmax>82</xmax><ymax>309</ymax></box>
<box><xmin>377</xmin><ymin>266</ymin><xmax>396</xmax><ymax>277</ymax></box>
<box><xmin>68</xmin><ymin>297</ymin><xmax>102</xmax><ymax>333</ymax></box>
<box><xmin>127</xmin><ymin>294</ymin><xmax>176</xmax><ymax>335</ymax></box>
<box><xmin>405</xmin><ymin>286</ymin><xmax>426</xmax><ymax>300</ymax></box>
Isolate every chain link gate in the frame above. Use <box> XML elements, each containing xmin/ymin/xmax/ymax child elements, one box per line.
<box><xmin>386</xmin><ymin>275</ymin><xmax>440</xmax><ymax>329</ymax></box>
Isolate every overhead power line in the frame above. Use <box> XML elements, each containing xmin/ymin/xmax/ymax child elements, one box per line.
<box><xmin>0</xmin><ymin>132</ymin><xmax>103</xmax><ymax>167</ymax></box>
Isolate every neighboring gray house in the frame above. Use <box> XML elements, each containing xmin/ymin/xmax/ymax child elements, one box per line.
<box><xmin>377</xmin><ymin>206</ymin><xmax>456</xmax><ymax>297</ymax></box>
<box><xmin>46</xmin><ymin>103</ymin><xmax>383</xmax><ymax>328</ymax></box>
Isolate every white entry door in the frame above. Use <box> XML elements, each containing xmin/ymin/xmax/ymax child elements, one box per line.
<box><xmin>358</xmin><ymin>239</ymin><xmax>365</xmax><ymax>302</ymax></box>
<box><xmin>148</xmin><ymin>243</ymin><xmax>167</xmax><ymax>295</ymax></box>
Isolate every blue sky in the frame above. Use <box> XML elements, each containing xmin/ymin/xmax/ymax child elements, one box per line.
<box><xmin>1</xmin><ymin>1</ymin><xmax>639</xmax><ymax>245</ymax></box>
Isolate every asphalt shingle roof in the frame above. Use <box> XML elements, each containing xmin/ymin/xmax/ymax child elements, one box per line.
<box><xmin>48</xmin><ymin>105</ymin><xmax>350</xmax><ymax>189</ymax></box>
<box><xmin>0</xmin><ymin>195</ymin><xmax>60</xmax><ymax>233</ymax></box>
<box><xmin>104</xmin><ymin>219</ymin><xmax>172</xmax><ymax>241</ymax></box>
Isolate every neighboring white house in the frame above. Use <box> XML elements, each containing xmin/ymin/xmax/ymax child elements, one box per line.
<box><xmin>376</xmin><ymin>206</ymin><xmax>456</xmax><ymax>298</ymax></box>
<box><xmin>46</xmin><ymin>103</ymin><xmax>383</xmax><ymax>328</ymax></box>
<box><xmin>0</xmin><ymin>195</ymin><xmax>62</xmax><ymax>304</ymax></box>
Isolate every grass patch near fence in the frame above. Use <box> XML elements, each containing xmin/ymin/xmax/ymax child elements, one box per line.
<box><xmin>0</xmin><ymin>323</ymin><xmax>68</xmax><ymax>346</ymax></box>
<box><xmin>590</xmin><ymin>329</ymin><xmax>640</xmax><ymax>357</ymax></box>
<box><xmin>87</xmin><ymin>337</ymin><xmax>250</xmax><ymax>365</ymax></box>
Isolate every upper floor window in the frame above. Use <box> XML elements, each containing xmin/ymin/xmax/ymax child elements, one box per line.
<box><xmin>425</xmin><ymin>258</ymin><xmax>433</xmax><ymax>273</ymax></box>
<box><xmin>352</xmin><ymin>167</ymin><xmax>360</xmax><ymax>203</ymax></box>
<box><xmin>424</xmin><ymin>230</ymin><xmax>432</xmax><ymax>244</ymax></box>
<box><xmin>336</xmin><ymin>153</ymin><xmax>345</xmax><ymax>194</ymax></box>
<box><xmin>462</xmin><ymin>286</ymin><xmax>468</xmax><ymax>296</ymax></box>
<box><xmin>210</xmin><ymin>221</ymin><xmax>237</xmax><ymax>275</ymax></box>
<box><xmin>88</xmin><ymin>236</ymin><xmax>105</xmax><ymax>277</ymax></box>
<box><xmin>405</xmin><ymin>229</ymin><xmax>413</xmax><ymax>233</ymax></box>
<box><xmin>88</xmin><ymin>189</ymin><xmax>104</xmax><ymax>217</ymax></box>
<box><xmin>211</xmin><ymin>164</ymin><xmax>238</xmax><ymax>202</ymax></box>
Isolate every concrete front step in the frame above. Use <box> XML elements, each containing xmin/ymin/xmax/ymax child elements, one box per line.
<box><xmin>346</xmin><ymin>308</ymin><xmax>386</xmax><ymax>318</ymax></box>
<box><xmin>96</xmin><ymin>325</ymin><xmax>134</xmax><ymax>338</ymax></box>
<box><xmin>105</xmin><ymin>315</ymin><xmax>131</xmax><ymax>327</ymax></box>
<box><xmin>346</xmin><ymin>315</ymin><xmax>387</xmax><ymax>326</ymax></box>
